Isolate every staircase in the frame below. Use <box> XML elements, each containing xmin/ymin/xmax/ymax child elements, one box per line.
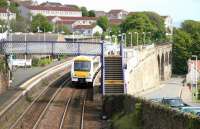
<box><xmin>104</xmin><ymin>56</ymin><xmax>124</xmax><ymax>95</ymax></box>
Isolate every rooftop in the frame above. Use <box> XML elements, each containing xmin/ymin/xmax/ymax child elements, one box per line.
<box><xmin>0</xmin><ymin>8</ymin><xmax>14</xmax><ymax>13</ymax></box>
<box><xmin>48</xmin><ymin>16</ymin><xmax>98</xmax><ymax>21</ymax></box>
<box><xmin>73</xmin><ymin>24</ymin><xmax>96</xmax><ymax>29</ymax></box>
<box><xmin>26</xmin><ymin>5</ymin><xmax>80</xmax><ymax>12</ymax></box>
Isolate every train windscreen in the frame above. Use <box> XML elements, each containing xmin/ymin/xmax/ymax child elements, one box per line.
<box><xmin>74</xmin><ymin>61</ymin><xmax>91</xmax><ymax>71</ymax></box>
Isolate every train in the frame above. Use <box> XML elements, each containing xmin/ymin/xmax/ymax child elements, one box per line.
<box><xmin>71</xmin><ymin>56</ymin><xmax>100</xmax><ymax>86</ymax></box>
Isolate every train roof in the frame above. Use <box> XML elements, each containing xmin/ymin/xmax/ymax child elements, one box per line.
<box><xmin>74</xmin><ymin>56</ymin><xmax>92</xmax><ymax>61</ymax></box>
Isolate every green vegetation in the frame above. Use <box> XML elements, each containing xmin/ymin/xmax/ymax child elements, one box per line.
<box><xmin>104</xmin><ymin>95</ymin><xmax>200</xmax><ymax>129</ymax></box>
<box><xmin>31</xmin><ymin>14</ymin><xmax>53</xmax><ymax>32</ymax></box>
<box><xmin>172</xmin><ymin>20</ymin><xmax>200</xmax><ymax>75</ymax></box>
<box><xmin>32</xmin><ymin>58</ymin><xmax>52</xmax><ymax>67</ymax></box>
<box><xmin>97</xmin><ymin>16</ymin><xmax>110</xmax><ymax>32</ymax></box>
<box><xmin>80</xmin><ymin>6</ymin><xmax>95</xmax><ymax>17</ymax></box>
<box><xmin>80</xmin><ymin>7</ymin><xmax>88</xmax><ymax>17</ymax></box>
<box><xmin>0</xmin><ymin>0</ymin><xmax>7</xmax><ymax>7</ymax></box>
<box><xmin>0</xmin><ymin>57</ymin><xmax>6</xmax><ymax>73</ymax></box>
<box><xmin>120</xmin><ymin>12</ymin><xmax>166</xmax><ymax>46</ymax></box>
<box><xmin>112</xmin><ymin>103</ymin><xmax>142</xmax><ymax>129</ymax></box>
<box><xmin>88</xmin><ymin>10</ymin><xmax>95</xmax><ymax>17</ymax></box>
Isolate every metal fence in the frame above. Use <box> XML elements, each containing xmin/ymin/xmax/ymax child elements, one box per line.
<box><xmin>0</xmin><ymin>41</ymin><xmax>103</xmax><ymax>56</ymax></box>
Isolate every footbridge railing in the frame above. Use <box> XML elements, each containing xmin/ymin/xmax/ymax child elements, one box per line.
<box><xmin>0</xmin><ymin>41</ymin><xmax>103</xmax><ymax>56</ymax></box>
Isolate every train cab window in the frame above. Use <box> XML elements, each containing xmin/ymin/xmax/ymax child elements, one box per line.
<box><xmin>74</xmin><ymin>61</ymin><xmax>91</xmax><ymax>71</ymax></box>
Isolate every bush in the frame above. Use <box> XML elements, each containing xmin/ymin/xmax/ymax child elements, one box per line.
<box><xmin>0</xmin><ymin>57</ymin><xmax>6</xmax><ymax>73</ymax></box>
<box><xmin>32</xmin><ymin>58</ymin><xmax>52</xmax><ymax>67</ymax></box>
<box><xmin>103</xmin><ymin>95</ymin><xmax>200</xmax><ymax>129</ymax></box>
<box><xmin>32</xmin><ymin>58</ymin><xmax>39</xmax><ymax>66</ymax></box>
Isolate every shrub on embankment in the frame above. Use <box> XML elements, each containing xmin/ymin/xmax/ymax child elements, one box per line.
<box><xmin>32</xmin><ymin>58</ymin><xmax>52</xmax><ymax>67</ymax></box>
<box><xmin>103</xmin><ymin>95</ymin><xmax>200</xmax><ymax>129</ymax></box>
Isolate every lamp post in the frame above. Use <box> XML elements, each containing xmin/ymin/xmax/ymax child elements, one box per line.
<box><xmin>147</xmin><ymin>32</ymin><xmax>151</xmax><ymax>44</ymax></box>
<box><xmin>112</xmin><ymin>35</ymin><xmax>117</xmax><ymax>44</ymax></box>
<box><xmin>142</xmin><ymin>32</ymin><xmax>146</xmax><ymax>45</ymax></box>
<box><xmin>7</xmin><ymin>1</ymin><xmax>11</xmax><ymax>40</ymax></box>
<box><xmin>192</xmin><ymin>55</ymin><xmax>198</xmax><ymax>99</ymax></box>
<box><xmin>72</xmin><ymin>32</ymin><xmax>75</xmax><ymax>42</ymax></box>
<box><xmin>134</xmin><ymin>32</ymin><xmax>139</xmax><ymax>47</ymax></box>
<box><xmin>44</xmin><ymin>28</ymin><xmax>45</xmax><ymax>41</ymax></box>
<box><xmin>0</xmin><ymin>25</ymin><xmax>2</xmax><ymax>33</ymax></box>
<box><xmin>122</xmin><ymin>33</ymin><xmax>126</xmax><ymax>47</ymax></box>
<box><xmin>128</xmin><ymin>32</ymin><xmax>132</xmax><ymax>47</ymax></box>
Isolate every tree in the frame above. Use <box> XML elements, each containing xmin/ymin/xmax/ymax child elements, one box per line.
<box><xmin>97</xmin><ymin>16</ymin><xmax>109</xmax><ymax>32</ymax></box>
<box><xmin>172</xmin><ymin>29</ymin><xmax>192</xmax><ymax>74</ymax></box>
<box><xmin>0</xmin><ymin>0</ymin><xmax>7</xmax><ymax>8</ymax></box>
<box><xmin>31</xmin><ymin>14</ymin><xmax>53</xmax><ymax>32</ymax></box>
<box><xmin>120</xmin><ymin>12</ymin><xmax>168</xmax><ymax>44</ymax></box>
<box><xmin>143</xmin><ymin>12</ymin><xmax>166</xmax><ymax>41</ymax></box>
<box><xmin>81</xmin><ymin>7</ymin><xmax>88</xmax><ymax>17</ymax></box>
<box><xmin>88</xmin><ymin>10</ymin><xmax>95</xmax><ymax>17</ymax></box>
<box><xmin>121</xmin><ymin>13</ymin><xmax>154</xmax><ymax>33</ymax></box>
<box><xmin>120</xmin><ymin>12</ymin><xmax>154</xmax><ymax>45</ymax></box>
<box><xmin>10</xmin><ymin>18</ymin><xmax>30</xmax><ymax>32</ymax></box>
<box><xmin>55</xmin><ymin>24</ymin><xmax>70</xmax><ymax>34</ymax></box>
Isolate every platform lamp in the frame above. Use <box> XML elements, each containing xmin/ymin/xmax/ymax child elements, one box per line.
<box><xmin>192</xmin><ymin>55</ymin><xmax>198</xmax><ymax>99</ymax></box>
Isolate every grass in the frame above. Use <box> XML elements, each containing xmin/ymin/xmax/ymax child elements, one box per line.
<box><xmin>110</xmin><ymin>103</ymin><xmax>142</xmax><ymax>129</ymax></box>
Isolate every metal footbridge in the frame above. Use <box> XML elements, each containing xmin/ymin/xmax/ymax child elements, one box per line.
<box><xmin>0</xmin><ymin>41</ymin><xmax>125</xmax><ymax>95</ymax></box>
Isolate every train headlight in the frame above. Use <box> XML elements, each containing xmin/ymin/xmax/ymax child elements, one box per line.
<box><xmin>88</xmin><ymin>73</ymin><xmax>92</xmax><ymax>78</ymax></box>
<box><xmin>73</xmin><ymin>73</ymin><xmax>77</xmax><ymax>77</ymax></box>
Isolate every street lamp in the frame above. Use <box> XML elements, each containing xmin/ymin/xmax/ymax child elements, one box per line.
<box><xmin>128</xmin><ymin>32</ymin><xmax>132</xmax><ymax>47</ymax></box>
<box><xmin>192</xmin><ymin>55</ymin><xmax>198</xmax><ymax>99</ymax></box>
<box><xmin>134</xmin><ymin>32</ymin><xmax>139</xmax><ymax>47</ymax></box>
<box><xmin>109</xmin><ymin>30</ymin><xmax>112</xmax><ymax>43</ymax></box>
<box><xmin>112</xmin><ymin>35</ymin><xmax>117</xmax><ymax>44</ymax></box>
<box><xmin>72</xmin><ymin>32</ymin><xmax>75</xmax><ymax>42</ymax></box>
<box><xmin>147</xmin><ymin>32</ymin><xmax>151</xmax><ymax>44</ymax></box>
<box><xmin>142</xmin><ymin>32</ymin><xmax>146</xmax><ymax>45</ymax></box>
<box><xmin>122</xmin><ymin>33</ymin><xmax>126</xmax><ymax>47</ymax></box>
<box><xmin>0</xmin><ymin>25</ymin><xmax>3</xmax><ymax>33</ymax></box>
<box><xmin>7</xmin><ymin>1</ymin><xmax>11</xmax><ymax>40</ymax></box>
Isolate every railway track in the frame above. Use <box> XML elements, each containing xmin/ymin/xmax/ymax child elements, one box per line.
<box><xmin>9</xmin><ymin>77</ymin><xmax>71</xmax><ymax>129</ymax></box>
<box><xmin>9</xmin><ymin>78</ymin><xmax>99</xmax><ymax>129</ymax></box>
<box><xmin>59</xmin><ymin>89</ymin><xmax>88</xmax><ymax>129</ymax></box>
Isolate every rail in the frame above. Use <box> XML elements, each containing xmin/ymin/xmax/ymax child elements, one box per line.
<box><xmin>9</xmin><ymin>77</ymin><xmax>71</xmax><ymax>129</ymax></box>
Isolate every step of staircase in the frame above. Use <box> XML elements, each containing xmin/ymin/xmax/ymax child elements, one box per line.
<box><xmin>104</xmin><ymin>56</ymin><xmax>124</xmax><ymax>95</ymax></box>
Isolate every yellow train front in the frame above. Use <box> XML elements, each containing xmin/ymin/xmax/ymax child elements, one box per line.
<box><xmin>71</xmin><ymin>56</ymin><xmax>96</xmax><ymax>86</ymax></box>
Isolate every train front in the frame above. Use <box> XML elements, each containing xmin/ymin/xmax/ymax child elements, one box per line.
<box><xmin>71</xmin><ymin>56</ymin><xmax>93</xmax><ymax>85</ymax></box>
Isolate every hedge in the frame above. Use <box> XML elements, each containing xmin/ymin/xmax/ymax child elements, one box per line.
<box><xmin>103</xmin><ymin>95</ymin><xmax>200</xmax><ymax>129</ymax></box>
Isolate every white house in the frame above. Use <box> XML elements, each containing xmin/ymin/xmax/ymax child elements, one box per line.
<box><xmin>163</xmin><ymin>16</ymin><xmax>173</xmax><ymax>35</ymax></box>
<box><xmin>107</xmin><ymin>9</ymin><xmax>128</xmax><ymax>20</ymax></box>
<box><xmin>0</xmin><ymin>8</ymin><xmax>16</xmax><ymax>21</ymax></box>
<box><xmin>19</xmin><ymin>4</ymin><xmax>82</xmax><ymax>20</ymax></box>
<box><xmin>48</xmin><ymin>16</ymin><xmax>98</xmax><ymax>32</ymax></box>
<box><xmin>73</xmin><ymin>25</ymin><xmax>103</xmax><ymax>36</ymax></box>
<box><xmin>186</xmin><ymin>59</ymin><xmax>200</xmax><ymax>85</ymax></box>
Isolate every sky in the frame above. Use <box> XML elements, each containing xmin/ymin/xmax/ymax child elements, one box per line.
<box><xmin>38</xmin><ymin>0</ymin><xmax>200</xmax><ymax>27</ymax></box>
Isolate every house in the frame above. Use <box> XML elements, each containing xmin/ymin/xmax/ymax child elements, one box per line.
<box><xmin>48</xmin><ymin>16</ymin><xmax>98</xmax><ymax>32</ymax></box>
<box><xmin>186</xmin><ymin>59</ymin><xmax>200</xmax><ymax>86</ymax></box>
<box><xmin>163</xmin><ymin>16</ymin><xmax>173</xmax><ymax>35</ymax></box>
<box><xmin>107</xmin><ymin>9</ymin><xmax>128</xmax><ymax>19</ymax></box>
<box><xmin>18</xmin><ymin>4</ymin><xmax>82</xmax><ymax>20</ymax></box>
<box><xmin>73</xmin><ymin>25</ymin><xmax>103</xmax><ymax>36</ymax></box>
<box><xmin>95</xmin><ymin>11</ymin><xmax>106</xmax><ymax>17</ymax></box>
<box><xmin>0</xmin><ymin>8</ymin><xmax>16</xmax><ymax>21</ymax></box>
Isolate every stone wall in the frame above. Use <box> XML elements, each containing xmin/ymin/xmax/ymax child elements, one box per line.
<box><xmin>125</xmin><ymin>44</ymin><xmax>172</xmax><ymax>95</ymax></box>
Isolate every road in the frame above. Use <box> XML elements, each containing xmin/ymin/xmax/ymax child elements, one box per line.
<box><xmin>140</xmin><ymin>77</ymin><xmax>184</xmax><ymax>99</ymax></box>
